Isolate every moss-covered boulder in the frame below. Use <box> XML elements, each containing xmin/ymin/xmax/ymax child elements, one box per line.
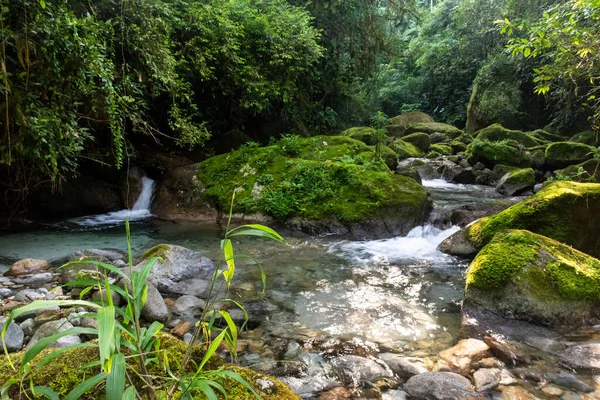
<box><xmin>440</xmin><ymin>181</ymin><xmax>600</xmax><ymax>258</ymax></box>
<box><xmin>467</xmin><ymin>139</ymin><xmax>532</xmax><ymax>168</ymax></box>
<box><xmin>0</xmin><ymin>333</ymin><xmax>300</xmax><ymax>399</ymax></box>
<box><xmin>196</xmin><ymin>135</ymin><xmax>431</xmax><ymax>237</ymax></box>
<box><xmin>545</xmin><ymin>142</ymin><xmax>595</xmax><ymax>169</ymax></box>
<box><xmin>463</xmin><ymin>230</ymin><xmax>600</xmax><ymax>328</ymax></box>
<box><xmin>387</xmin><ymin>111</ymin><xmax>434</xmax><ymax>137</ymax></box>
<box><xmin>474</xmin><ymin>124</ymin><xmax>541</xmax><ymax>148</ymax></box>
<box><xmin>401</xmin><ymin>132</ymin><xmax>430</xmax><ymax>152</ymax></box>
<box><xmin>428</xmin><ymin>143</ymin><xmax>453</xmax><ymax>156</ymax></box>
<box><xmin>570</xmin><ymin>131</ymin><xmax>600</xmax><ymax>147</ymax></box>
<box><xmin>389</xmin><ymin>139</ymin><xmax>423</xmax><ymax>160</ymax></box>
<box><xmin>213</xmin><ymin>129</ymin><xmax>253</xmax><ymax>154</ymax></box>
<box><xmin>341</xmin><ymin>127</ymin><xmax>387</xmax><ymax>146</ymax></box>
<box><xmin>560</xmin><ymin>159</ymin><xmax>600</xmax><ymax>182</ymax></box>
<box><xmin>529</xmin><ymin>129</ymin><xmax>566</xmax><ymax>143</ymax></box>
<box><xmin>448</xmin><ymin>140</ymin><xmax>467</xmax><ymax>154</ymax></box>
<box><xmin>495</xmin><ymin>168</ymin><xmax>535</xmax><ymax>196</ymax></box>
<box><xmin>405</xmin><ymin>122</ymin><xmax>463</xmax><ymax>139</ymax></box>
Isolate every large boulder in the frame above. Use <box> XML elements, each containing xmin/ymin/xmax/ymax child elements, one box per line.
<box><xmin>475</xmin><ymin>124</ymin><xmax>541</xmax><ymax>148</ymax></box>
<box><xmin>467</xmin><ymin>139</ymin><xmax>532</xmax><ymax>168</ymax></box>
<box><xmin>401</xmin><ymin>132</ymin><xmax>431</xmax><ymax>152</ymax></box>
<box><xmin>340</xmin><ymin>127</ymin><xmax>386</xmax><ymax>146</ymax></box>
<box><xmin>570</xmin><ymin>130</ymin><xmax>600</xmax><ymax>147</ymax></box>
<box><xmin>463</xmin><ymin>229</ymin><xmax>600</xmax><ymax>328</ymax></box>
<box><xmin>387</xmin><ymin>111</ymin><xmax>434</xmax><ymax>137</ymax></box>
<box><xmin>195</xmin><ymin>135</ymin><xmax>431</xmax><ymax>238</ymax></box>
<box><xmin>440</xmin><ymin>181</ymin><xmax>600</xmax><ymax>258</ymax></box>
<box><xmin>405</xmin><ymin>122</ymin><xmax>463</xmax><ymax>139</ymax></box>
<box><xmin>495</xmin><ymin>168</ymin><xmax>535</xmax><ymax>195</ymax></box>
<box><xmin>389</xmin><ymin>139</ymin><xmax>423</xmax><ymax>160</ymax></box>
<box><xmin>544</xmin><ymin>142</ymin><xmax>595</xmax><ymax>169</ymax></box>
<box><xmin>560</xmin><ymin>159</ymin><xmax>600</xmax><ymax>182</ymax></box>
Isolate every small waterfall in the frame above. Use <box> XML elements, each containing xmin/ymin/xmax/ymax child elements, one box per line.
<box><xmin>71</xmin><ymin>177</ymin><xmax>156</xmax><ymax>226</ymax></box>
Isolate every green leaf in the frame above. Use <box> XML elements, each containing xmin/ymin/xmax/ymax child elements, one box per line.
<box><xmin>22</xmin><ymin>327</ymin><xmax>98</xmax><ymax>368</ymax></box>
<box><xmin>106</xmin><ymin>353</ymin><xmax>126</xmax><ymax>399</ymax></box>
<box><xmin>64</xmin><ymin>372</ymin><xmax>107</xmax><ymax>400</ymax></box>
<box><xmin>222</xmin><ymin>239</ymin><xmax>235</xmax><ymax>286</ymax></box>
<box><xmin>1</xmin><ymin>378</ymin><xmax>19</xmax><ymax>399</ymax></box>
<box><xmin>228</xmin><ymin>224</ymin><xmax>287</xmax><ymax>244</ymax></box>
<box><xmin>122</xmin><ymin>386</ymin><xmax>136</xmax><ymax>400</ymax></box>
<box><xmin>199</xmin><ymin>329</ymin><xmax>227</xmax><ymax>371</ymax></box>
<box><xmin>32</xmin><ymin>386</ymin><xmax>59</xmax><ymax>400</ymax></box>
<box><xmin>97</xmin><ymin>305</ymin><xmax>116</xmax><ymax>373</ymax></box>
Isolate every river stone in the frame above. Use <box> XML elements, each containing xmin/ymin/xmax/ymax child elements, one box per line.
<box><xmin>546</xmin><ymin>372</ymin><xmax>593</xmax><ymax>393</ymax></box>
<box><xmin>11</xmin><ymin>273</ymin><xmax>54</xmax><ymax>287</ymax></box>
<box><xmin>4</xmin><ymin>259</ymin><xmax>50</xmax><ymax>277</ymax></box>
<box><xmin>500</xmin><ymin>386</ymin><xmax>538</xmax><ymax>399</ymax></box>
<box><xmin>0</xmin><ymin>288</ymin><xmax>16</xmax><ymax>299</ymax></box>
<box><xmin>495</xmin><ymin>168</ymin><xmax>535</xmax><ymax>196</ymax></box>
<box><xmin>156</xmin><ymin>278</ymin><xmax>211</xmax><ymax>298</ymax></box>
<box><xmin>483</xmin><ymin>335</ymin><xmax>532</xmax><ymax>366</ymax></box>
<box><xmin>27</xmin><ymin>318</ymin><xmax>81</xmax><ymax>350</ymax></box>
<box><xmin>173</xmin><ymin>295</ymin><xmax>206</xmax><ymax>317</ymax></box>
<box><xmin>558</xmin><ymin>343</ymin><xmax>600</xmax><ymax>370</ymax></box>
<box><xmin>473</xmin><ymin>368</ymin><xmax>501</xmax><ymax>391</ymax></box>
<box><xmin>19</xmin><ymin>318</ymin><xmax>35</xmax><ymax>337</ymax></box>
<box><xmin>382</xmin><ymin>390</ymin><xmax>407</xmax><ymax>400</ymax></box>
<box><xmin>450</xmin><ymin>199</ymin><xmax>520</xmax><ymax>228</ymax></box>
<box><xmin>330</xmin><ymin>355</ymin><xmax>392</xmax><ymax>385</ymax></box>
<box><xmin>437</xmin><ymin>228</ymin><xmax>479</xmax><ymax>258</ymax></box>
<box><xmin>13</xmin><ymin>288</ymin><xmax>46</xmax><ymax>303</ymax></box>
<box><xmin>438</xmin><ymin>339</ymin><xmax>491</xmax><ymax>375</ymax></box>
<box><xmin>403</xmin><ymin>372</ymin><xmax>476</xmax><ymax>400</ymax></box>
<box><xmin>0</xmin><ymin>317</ymin><xmax>24</xmax><ymax>352</ymax></box>
<box><xmin>378</xmin><ymin>353</ymin><xmax>428</xmax><ymax>378</ymax></box>
<box><xmin>119</xmin><ymin>267</ymin><xmax>169</xmax><ymax>323</ymax></box>
<box><xmin>62</xmin><ymin>248</ymin><xmax>127</xmax><ymax>283</ymax></box>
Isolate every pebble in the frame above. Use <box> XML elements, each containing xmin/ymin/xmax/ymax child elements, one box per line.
<box><xmin>4</xmin><ymin>259</ymin><xmax>50</xmax><ymax>277</ymax></box>
<box><xmin>546</xmin><ymin>372</ymin><xmax>593</xmax><ymax>393</ymax></box>
<box><xmin>438</xmin><ymin>338</ymin><xmax>491</xmax><ymax>374</ymax></box>
<box><xmin>0</xmin><ymin>317</ymin><xmax>24</xmax><ymax>352</ymax></box>
<box><xmin>404</xmin><ymin>372</ymin><xmax>476</xmax><ymax>400</ymax></box>
<box><xmin>13</xmin><ymin>288</ymin><xmax>46</xmax><ymax>303</ymax></box>
<box><xmin>541</xmin><ymin>385</ymin><xmax>563</xmax><ymax>397</ymax></box>
<box><xmin>378</xmin><ymin>353</ymin><xmax>429</xmax><ymax>378</ymax></box>
<box><xmin>473</xmin><ymin>368</ymin><xmax>501</xmax><ymax>391</ymax></box>
<box><xmin>26</xmin><ymin>318</ymin><xmax>81</xmax><ymax>350</ymax></box>
<box><xmin>11</xmin><ymin>273</ymin><xmax>54</xmax><ymax>287</ymax></box>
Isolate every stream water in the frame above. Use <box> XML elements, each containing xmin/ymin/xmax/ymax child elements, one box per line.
<box><xmin>2</xmin><ymin>176</ymin><xmax>587</xmax><ymax>398</ymax></box>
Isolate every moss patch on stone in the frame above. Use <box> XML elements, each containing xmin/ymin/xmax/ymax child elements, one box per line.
<box><xmin>545</xmin><ymin>142</ymin><xmax>595</xmax><ymax>169</ymax></box>
<box><xmin>141</xmin><ymin>244</ymin><xmax>172</xmax><ymax>260</ymax></box>
<box><xmin>560</xmin><ymin>159</ymin><xmax>600</xmax><ymax>182</ymax></box>
<box><xmin>467</xmin><ymin>139</ymin><xmax>532</xmax><ymax>168</ymax></box>
<box><xmin>389</xmin><ymin>139</ymin><xmax>423</xmax><ymax>160</ymax></box>
<box><xmin>529</xmin><ymin>129</ymin><xmax>566</xmax><ymax>143</ymax></box>
<box><xmin>474</xmin><ymin>124</ymin><xmax>541</xmax><ymax>148</ymax></box>
<box><xmin>570</xmin><ymin>131</ymin><xmax>600</xmax><ymax>147</ymax></box>
<box><xmin>401</xmin><ymin>132</ymin><xmax>430</xmax><ymax>152</ymax></box>
<box><xmin>449</xmin><ymin>140</ymin><xmax>467</xmax><ymax>154</ymax></box>
<box><xmin>405</xmin><ymin>122</ymin><xmax>463</xmax><ymax>138</ymax></box>
<box><xmin>340</xmin><ymin>127</ymin><xmax>385</xmax><ymax>146</ymax></box>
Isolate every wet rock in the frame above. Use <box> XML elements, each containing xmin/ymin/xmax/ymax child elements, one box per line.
<box><xmin>546</xmin><ymin>372</ymin><xmax>593</xmax><ymax>393</ymax></box>
<box><xmin>438</xmin><ymin>339</ymin><xmax>491</xmax><ymax>375</ymax></box>
<box><xmin>541</xmin><ymin>385</ymin><xmax>563</xmax><ymax>397</ymax></box>
<box><xmin>381</xmin><ymin>390</ymin><xmax>407</xmax><ymax>400</ymax></box>
<box><xmin>330</xmin><ymin>355</ymin><xmax>392</xmax><ymax>385</ymax></box>
<box><xmin>484</xmin><ymin>335</ymin><xmax>532</xmax><ymax>366</ymax></box>
<box><xmin>451</xmin><ymin>168</ymin><xmax>476</xmax><ymax>184</ymax></box>
<box><xmin>495</xmin><ymin>168</ymin><xmax>535</xmax><ymax>196</ymax></box>
<box><xmin>499</xmin><ymin>369</ymin><xmax>518</xmax><ymax>386</ymax></box>
<box><xmin>4</xmin><ymin>259</ymin><xmax>50</xmax><ymax>277</ymax></box>
<box><xmin>12</xmin><ymin>273</ymin><xmax>54</xmax><ymax>287</ymax></box>
<box><xmin>403</xmin><ymin>372</ymin><xmax>477</xmax><ymax>400</ymax></box>
<box><xmin>558</xmin><ymin>343</ymin><xmax>600</xmax><ymax>371</ymax></box>
<box><xmin>173</xmin><ymin>295</ymin><xmax>206</xmax><ymax>317</ymax></box>
<box><xmin>0</xmin><ymin>317</ymin><xmax>24</xmax><ymax>352</ymax></box>
<box><xmin>450</xmin><ymin>199</ymin><xmax>520</xmax><ymax>227</ymax></box>
<box><xmin>500</xmin><ymin>386</ymin><xmax>537</xmax><ymax>399</ymax></box>
<box><xmin>27</xmin><ymin>318</ymin><xmax>81</xmax><ymax>350</ymax></box>
<box><xmin>437</xmin><ymin>228</ymin><xmax>479</xmax><ymax>258</ymax></box>
<box><xmin>512</xmin><ymin>367</ymin><xmax>545</xmax><ymax>383</ymax></box>
<box><xmin>170</xmin><ymin>321</ymin><xmax>193</xmax><ymax>337</ymax></box>
<box><xmin>378</xmin><ymin>353</ymin><xmax>428</xmax><ymax>378</ymax></box>
<box><xmin>317</xmin><ymin>387</ymin><xmax>353</xmax><ymax>400</ymax></box>
<box><xmin>13</xmin><ymin>288</ymin><xmax>46</xmax><ymax>303</ymax></box>
<box><xmin>473</xmin><ymin>368</ymin><xmax>501</xmax><ymax>391</ymax></box>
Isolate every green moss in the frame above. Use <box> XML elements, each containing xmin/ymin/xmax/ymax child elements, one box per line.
<box><xmin>141</xmin><ymin>244</ymin><xmax>171</xmax><ymax>260</ymax></box>
<box><xmin>401</xmin><ymin>132</ymin><xmax>430</xmax><ymax>152</ymax></box>
<box><xmin>197</xmin><ymin>135</ymin><xmax>428</xmax><ymax>224</ymax></box>
<box><xmin>0</xmin><ymin>333</ymin><xmax>299</xmax><ymax>400</ymax></box>
<box><xmin>560</xmin><ymin>159</ymin><xmax>600</xmax><ymax>182</ymax></box>
<box><xmin>455</xmin><ymin>133</ymin><xmax>474</xmax><ymax>145</ymax></box>
<box><xmin>545</xmin><ymin>141</ymin><xmax>595</xmax><ymax>169</ymax></box>
<box><xmin>429</xmin><ymin>143</ymin><xmax>453</xmax><ymax>155</ymax></box>
<box><xmin>467</xmin><ymin>138</ymin><xmax>532</xmax><ymax>168</ymax></box>
<box><xmin>389</xmin><ymin>139</ymin><xmax>423</xmax><ymax>160</ymax></box>
<box><xmin>372</xmin><ymin>146</ymin><xmax>399</xmax><ymax>170</ymax></box>
<box><xmin>570</xmin><ymin>130</ymin><xmax>600</xmax><ymax>147</ymax></box>
<box><xmin>474</xmin><ymin>124</ymin><xmax>541</xmax><ymax>148</ymax></box>
<box><xmin>492</xmin><ymin>164</ymin><xmax>518</xmax><ymax>178</ymax></box>
<box><xmin>388</xmin><ymin>111</ymin><xmax>433</xmax><ymax>126</ymax></box>
<box><xmin>466</xmin><ymin>181</ymin><xmax>600</xmax><ymax>257</ymax></box>
<box><xmin>340</xmin><ymin>127</ymin><xmax>385</xmax><ymax>146</ymax></box>
<box><xmin>405</xmin><ymin>122</ymin><xmax>463</xmax><ymax>138</ymax></box>
<box><xmin>449</xmin><ymin>140</ymin><xmax>467</xmax><ymax>154</ymax></box>
<box><xmin>529</xmin><ymin>129</ymin><xmax>566</xmax><ymax>143</ymax></box>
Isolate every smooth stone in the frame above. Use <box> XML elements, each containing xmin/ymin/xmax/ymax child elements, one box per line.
<box><xmin>473</xmin><ymin>368</ymin><xmax>501</xmax><ymax>391</ymax></box>
<box><xmin>0</xmin><ymin>288</ymin><xmax>15</xmax><ymax>299</ymax></box>
<box><xmin>155</xmin><ymin>278</ymin><xmax>212</xmax><ymax>298</ymax></box>
<box><xmin>13</xmin><ymin>288</ymin><xmax>46</xmax><ymax>303</ymax></box>
<box><xmin>0</xmin><ymin>317</ymin><xmax>24</xmax><ymax>352</ymax></box>
<box><xmin>170</xmin><ymin>321</ymin><xmax>193</xmax><ymax>337</ymax></box>
<box><xmin>119</xmin><ymin>268</ymin><xmax>169</xmax><ymax>323</ymax></box>
<box><xmin>484</xmin><ymin>335</ymin><xmax>532</xmax><ymax>366</ymax></box>
<box><xmin>500</xmin><ymin>386</ymin><xmax>538</xmax><ymax>399</ymax></box>
<box><xmin>317</xmin><ymin>386</ymin><xmax>353</xmax><ymax>400</ymax></box>
<box><xmin>91</xmin><ymin>288</ymin><xmax>122</xmax><ymax>306</ymax></box>
<box><xmin>11</xmin><ymin>273</ymin><xmax>54</xmax><ymax>287</ymax></box>
<box><xmin>173</xmin><ymin>295</ymin><xmax>206</xmax><ymax>317</ymax></box>
<box><xmin>542</xmin><ymin>385</ymin><xmax>563</xmax><ymax>397</ymax></box>
<box><xmin>26</xmin><ymin>319</ymin><xmax>81</xmax><ymax>350</ymax></box>
<box><xmin>546</xmin><ymin>372</ymin><xmax>593</xmax><ymax>393</ymax></box>
<box><xmin>379</xmin><ymin>353</ymin><xmax>429</xmax><ymax>378</ymax></box>
<box><xmin>382</xmin><ymin>390</ymin><xmax>407</xmax><ymax>400</ymax></box>
<box><xmin>4</xmin><ymin>259</ymin><xmax>50</xmax><ymax>277</ymax></box>
<box><xmin>284</xmin><ymin>341</ymin><xmax>302</xmax><ymax>359</ymax></box>
<box><xmin>19</xmin><ymin>318</ymin><xmax>35</xmax><ymax>337</ymax></box>
<box><xmin>404</xmin><ymin>372</ymin><xmax>476</xmax><ymax>400</ymax></box>
<box><xmin>330</xmin><ymin>355</ymin><xmax>392</xmax><ymax>385</ymax></box>
<box><xmin>438</xmin><ymin>339</ymin><xmax>491</xmax><ymax>375</ymax></box>
<box><xmin>557</xmin><ymin>343</ymin><xmax>600</xmax><ymax>370</ymax></box>
<box><xmin>33</xmin><ymin>308</ymin><xmax>62</xmax><ymax>325</ymax></box>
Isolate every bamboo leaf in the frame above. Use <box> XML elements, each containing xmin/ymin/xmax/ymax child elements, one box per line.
<box><xmin>106</xmin><ymin>353</ymin><xmax>126</xmax><ymax>399</ymax></box>
<box><xmin>199</xmin><ymin>329</ymin><xmax>227</xmax><ymax>371</ymax></box>
<box><xmin>22</xmin><ymin>327</ymin><xmax>97</xmax><ymax>368</ymax></box>
<box><xmin>32</xmin><ymin>386</ymin><xmax>59</xmax><ymax>400</ymax></box>
<box><xmin>97</xmin><ymin>305</ymin><xmax>116</xmax><ymax>373</ymax></box>
<box><xmin>64</xmin><ymin>372</ymin><xmax>107</xmax><ymax>400</ymax></box>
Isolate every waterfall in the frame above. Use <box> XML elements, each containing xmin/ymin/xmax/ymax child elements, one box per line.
<box><xmin>71</xmin><ymin>177</ymin><xmax>156</xmax><ymax>226</ymax></box>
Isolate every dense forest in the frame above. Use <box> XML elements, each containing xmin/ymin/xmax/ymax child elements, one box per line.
<box><xmin>0</xmin><ymin>0</ymin><xmax>598</xmax><ymax>213</ymax></box>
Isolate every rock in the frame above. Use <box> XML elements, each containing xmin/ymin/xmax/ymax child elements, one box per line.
<box><xmin>473</xmin><ymin>368</ymin><xmax>501</xmax><ymax>391</ymax></box>
<box><xmin>213</xmin><ymin>129</ymin><xmax>253</xmax><ymax>154</ymax></box>
<box><xmin>341</xmin><ymin>127</ymin><xmax>383</xmax><ymax>146</ymax></box>
<box><xmin>500</xmin><ymin>386</ymin><xmax>537</xmax><ymax>399</ymax></box>
<box><xmin>401</xmin><ymin>132</ymin><xmax>431</xmax><ymax>152</ymax></box>
<box><xmin>317</xmin><ymin>386</ymin><xmax>353</xmax><ymax>400</ymax></box>
<box><xmin>4</xmin><ymin>259</ymin><xmax>50</xmax><ymax>277</ymax></box>
<box><xmin>173</xmin><ymin>295</ymin><xmax>206</xmax><ymax>317</ymax></box>
<box><xmin>387</xmin><ymin>112</ymin><xmax>434</xmax><ymax>137</ymax></box>
<box><xmin>557</xmin><ymin>343</ymin><xmax>600</xmax><ymax>371</ymax></box>
<box><xmin>26</xmin><ymin>319</ymin><xmax>81</xmax><ymax>350</ymax></box>
<box><xmin>451</xmin><ymin>168</ymin><xmax>476</xmax><ymax>184</ymax></box>
<box><xmin>13</xmin><ymin>288</ymin><xmax>46</xmax><ymax>303</ymax></box>
<box><xmin>405</xmin><ymin>122</ymin><xmax>463</xmax><ymax>139</ymax></box>
<box><xmin>464</xmin><ymin>229</ymin><xmax>600</xmax><ymax>328</ymax></box>
<box><xmin>437</xmin><ymin>228</ymin><xmax>479</xmax><ymax>258</ymax></box>
<box><xmin>560</xmin><ymin>159</ymin><xmax>600</xmax><ymax>183</ymax></box>
<box><xmin>170</xmin><ymin>321</ymin><xmax>193</xmax><ymax>337</ymax></box>
<box><xmin>546</xmin><ymin>372</ymin><xmax>593</xmax><ymax>393</ymax></box>
<box><xmin>119</xmin><ymin>267</ymin><xmax>169</xmax><ymax>323</ymax></box>
<box><xmin>381</xmin><ymin>390</ymin><xmax>407</xmax><ymax>400</ymax></box>
<box><xmin>19</xmin><ymin>318</ymin><xmax>35</xmax><ymax>337</ymax></box>
<box><xmin>330</xmin><ymin>355</ymin><xmax>392</xmax><ymax>385</ymax></box>
<box><xmin>449</xmin><ymin>140</ymin><xmax>468</xmax><ymax>154</ymax></box>
<box><xmin>396</xmin><ymin>166</ymin><xmax>422</xmax><ymax>184</ymax></box>
<box><xmin>474</xmin><ymin>124</ymin><xmax>541</xmax><ymax>147</ymax></box>
<box><xmin>0</xmin><ymin>317</ymin><xmax>24</xmax><ymax>352</ymax></box>
<box><xmin>545</xmin><ymin>142</ymin><xmax>595</xmax><ymax>169</ymax></box>
<box><xmin>444</xmin><ymin>181</ymin><xmax>600</xmax><ymax>258</ymax></box>
<box><xmin>438</xmin><ymin>339</ymin><xmax>491</xmax><ymax>375</ymax></box>
<box><xmin>11</xmin><ymin>273</ymin><xmax>54</xmax><ymax>287</ymax></box>
<box><xmin>61</xmin><ymin>249</ymin><xmax>127</xmax><ymax>283</ymax></box>
<box><xmin>390</xmin><ymin>139</ymin><xmax>423</xmax><ymax>160</ymax></box>
<box><xmin>483</xmin><ymin>335</ymin><xmax>531</xmax><ymax>366</ymax></box>
<box><xmin>496</xmin><ymin>168</ymin><xmax>535</xmax><ymax>195</ymax></box>
<box><xmin>157</xmin><ymin>278</ymin><xmax>211</xmax><ymax>298</ymax></box>
<box><xmin>403</xmin><ymin>372</ymin><xmax>477</xmax><ymax>400</ymax></box>
<box><xmin>491</xmin><ymin>164</ymin><xmax>519</xmax><ymax>183</ymax></box>
<box><xmin>0</xmin><ymin>288</ymin><xmax>15</xmax><ymax>299</ymax></box>
<box><xmin>570</xmin><ymin>130</ymin><xmax>600</xmax><ymax>147</ymax></box>
<box><xmin>428</xmin><ymin>143</ymin><xmax>453</xmax><ymax>156</ymax></box>
<box><xmin>450</xmin><ymin>199</ymin><xmax>520</xmax><ymax>227</ymax></box>
<box><xmin>541</xmin><ymin>385</ymin><xmax>563</xmax><ymax>397</ymax></box>
<box><xmin>91</xmin><ymin>288</ymin><xmax>122</xmax><ymax>306</ymax></box>
<box><xmin>34</xmin><ymin>307</ymin><xmax>62</xmax><ymax>325</ymax></box>
<box><xmin>430</xmin><ymin>132</ymin><xmax>450</xmax><ymax>144</ymax></box>
<box><xmin>378</xmin><ymin>353</ymin><xmax>428</xmax><ymax>378</ymax></box>
<box><xmin>468</xmin><ymin>139</ymin><xmax>532</xmax><ymax>168</ymax></box>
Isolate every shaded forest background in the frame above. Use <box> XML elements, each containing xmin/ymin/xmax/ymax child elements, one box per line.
<box><xmin>0</xmin><ymin>0</ymin><xmax>598</xmax><ymax>211</ymax></box>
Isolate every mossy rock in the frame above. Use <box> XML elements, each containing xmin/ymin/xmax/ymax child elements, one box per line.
<box><xmin>495</xmin><ymin>168</ymin><xmax>535</xmax><ymax>196</ymax></box>
<box><xmin>464</xmin><ymin>229</ymin><xmax>600</xmax><ymax>327</ymax></box>
<box><xmin>474</xmin><ymin>124</ymin><xmax>541</xmax><ymax>148</ymax></box>
<box><xmin>387</xmin><ymin>111</ymin><xmax>434</xmax><ymax>137</ymax></box>
<box><xmin>455</xmin><ymin>133</ymin><xmax>474</xmax><ymax>145</ymax></box>
<box><xmin>197</xmin><ymin>135</ymin><xmax>431</xmax><ymax>237</ymax></box>
<box><xmin>545</xmin><ymin>142</ymin><xmax>595</xmax><ymax>169</ymax></box>
<box><xmin>467</xmin><ymin>139</ymin><xmax>532</xmax><ymax>168</ymax></box>
<box><xmin>529</xmin><ymin>129</ymin><xmax>566</xmax><ymax>143</ymax></box>
<box><xmin>570</xmin><ymin>131</ymin><xmax>600</xmax><ymax>147</ymax></box>
<box><xmin>449</xmin><ymin>140</ymin><xmax>467</xmax><ymax>154</ymax></box>
<box><xmin>0</xmin><ymin>333</ymin><xmax>300</xmax><ymax>400</ymax></box>
<box><xmin>428</xmin><ymin>143</ymin><xmax>453</xmax><ymax>156</ymax></box>
<box><xmin>340</xmin><ymin>127</ymin><xmax>387</xmax><ymax>146</ymax></box>
<box><xmin>560</xmin><ymin>159</ymin><xmax>600</xmax><ymax>182</ymax></box>
<box><xmin>464</xmin><ymin>181</ymin><xmax>600</xmax><ymax>257</ymax></box>
<box><xmin>374</xmin><ymin>146</ymin><xmax>400</xmax><ymax>171</ymax></box>
<box><xmin>213</xmin><ymin>129</ymin><xmax>254</xmax><ymax>155</ymax></box>
<box><xmin>401</xmin><ymin>132</ymin><xmax>430</xmax><ymax>152</ymax></box>
<box><xmin>405</xmin><ymin>122</ymin><xmax>463</xmax><ymax>139</ymax></box>
<box><xmin>532</xmin><ymin>150</ymin><xmax>545</xmax><ymax>169</ymax></box>
<box><xmin>389</xmin><ymin>139</ymin><xmax>423</xmax><ymax>160</ymax></box>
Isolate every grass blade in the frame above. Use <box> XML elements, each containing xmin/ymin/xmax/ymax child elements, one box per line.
<box><xmin>97</xmin><ymin>305</ymin><xmax>116</xmax><ymax>373</ymax></box>
<box><xmin>32</xmin><ymin>386</ymin><xmax>59</xmax><ymax>400</ymax></box>
<box><xmin>106</xmin><ymin>353</ymin><xmax>126</xmax><ymax>399</ymax></box>
<box><xmin>64</xmin><ymin>372</ymin><xmax>107</xmax><ymax>400</ymax></box>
